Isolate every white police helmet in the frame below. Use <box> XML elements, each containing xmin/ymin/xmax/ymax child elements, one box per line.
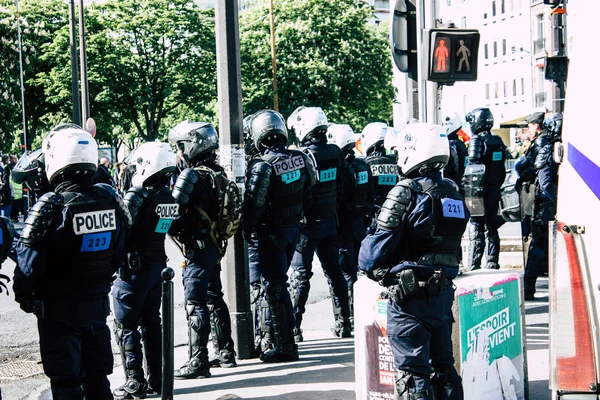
<box><xmin>393</xmin><ymin>122</ymin><xmax>449</xmax><ymax>176</ymax></box>
<box><xmin>326</xmin><ymin>124</ymin><xmax>355</xmax><ymax>152</ymax></box>
<box><xmin>43</xmin><ymin>124</ymin><xmax>98</xmax><ymax>184</ymax></box>
<box><xmin>287</xmin><ymin>106</ymin><xmax>328</xmax><ymax>143</ymax></box>
<box><xmin>130</xmin><ymin>142</ymin><xmax>177</xmax><ymax>187</ymax></box>
<box><xmin>360</xmin><ymin>122</ymin><xmax>388</xmax><ymax>154</ymax></box>
<box><xmin>384</xmin><ymin>119</ymin><xmax>418</xmax><ymax>152</ymax></box>
<box><xmin>445</xmin><ymin>113</ymin><xmax>462</xmax><ymax>135</ymax></box>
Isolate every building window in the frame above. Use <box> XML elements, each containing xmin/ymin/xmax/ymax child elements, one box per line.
<box><xmin>509</xmin><ymin>0</ymin><xmax>514</xmax><ymax>11</ymax></box>
<box><xmin>495</xmin><ymin>82</ymin><xmax>499</xmax><ymax>99</ymax></box>
<box><xmin>447</xmin><ymin>0</ymin><xmax>451</xmax><ymax>5</ymax></box>
<box><xmin>484</xmin><ymin>12</ymin><xmax>488</xmax><ymax>19</ymax></box>
<box><xmin>484</xmin><ymin>43</ymin><xmax>489</xmax><ymax>59</ymax></box>
<box><xmin>536</xmin><ymin>14</ymin><xmax>544</xmax><ymax>40</ymax></box>
<box><xmin>492</xmin><ymin>1</ymin><xmax>496</xmax><ymax>16</ymax></box>
<box><xmin>504</xmin><ymin>81</ymin><xmax>508</xmax><ymax>97</ymax></box>
<box><xmin>374</xmin><ymin>0</ymin><xmax>389</xmax><ymax>10</ymax></box>
<box><xmin>501</xmin><ymin>0</ymin><xmax>505</xmax><ymax>13</ymax></box>
<box><xmin>513</xmin><ymin>79</ymin><xmax>517</xmax><ymax>96</ymax></box>
<box><xmin>521</xmin><ymin>78</ymin><xmax>525</xmax><ymax>95</ymax></box>
<box><xmin>502</xmin><ymin>39</ymin><xmax>507</xmax><ymax>55</ymax></box>
<box><xmin>486</xmin><ymin>84</ymin><xmax>490</xmax><ymax>100</ymax></box>
<box><xmin>511</xmin><ymin>45</ymin><xmax>516</xmax><ymax>55</ymax></box>
<box><xmin>461</xmin><ymin>16</ymin><xmax>467</xmax><ymax>28</ymax></box>
<box><xmin>493</xmin><ymin>42</ymin><xmax>498</xmax><ymax>58</ymax></box>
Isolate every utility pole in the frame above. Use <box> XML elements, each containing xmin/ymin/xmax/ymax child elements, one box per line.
<box><xmin>552</xmin><ymin>3</ymin><xmax>567</xmax><ymax>113</ymax></box>
<box><xmin>68</xmin><ymin>0</ymin><xmax>81</xmax><ymax>126</ymax></box>
<box><xmin>268</xmin><ymin>0</ymin><xmax>279</xmax><ymax>111</ymax></box>
<box><xmin>214</xmin><ymin>0</ymin><xmax>253</xmax><ymax>360</ymax></box>
<box><xmin>78</xmin><ymin>0</ymin><xmax>90</xmax><ymax>123</ymax></box>
<box><xmin>15</xmin><ymin>0</ymin><xmax>27</xmax><ymax>152</ymax></box>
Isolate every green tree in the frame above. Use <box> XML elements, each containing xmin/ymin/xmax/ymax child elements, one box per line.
<box><xmin>0</xmin><ymin>0</ymin><xmax>68</xmax><ymax>153</ymax></box>
<box><xmin>80</xmin><ymin>0</ymin><xmax>218</xmax><ymax>143</ymax></box>
<box><xmin>240</xmin><ymin>0</ymin><xmax>395</xmax><ymax>134</ymax></box>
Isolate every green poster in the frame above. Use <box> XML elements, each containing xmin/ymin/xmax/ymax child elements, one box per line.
<box><xmin>458</xmin><ymin>277</ymin><xmax>523</xmax><ymax>362</ymax></box>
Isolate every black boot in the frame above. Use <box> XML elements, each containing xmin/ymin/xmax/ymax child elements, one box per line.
<box><xmin>331</xmin><ymin>306</ymin><xmax>352</xmax><ymax>338</ymax></box>
<box><xmin>175</xmin><ymin>316</ymin><xmax>211</xmax><ymax>379</ymax></box>
<box><xmin>348</xmin><ymin>284</ymin><xmax>355</xmax><ymax>332</ymax></box>
<box><xmin>112</xmin><ymin>371</ymin><xmax>148</xmax><ymax>400</ymax></box>
<box><xmin>260</xmin><ymin>284</ymin><xmax>299</xmax><ymax>363</ymax></box>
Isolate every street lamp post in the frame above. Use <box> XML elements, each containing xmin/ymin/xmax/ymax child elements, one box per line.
<box><xmin>68</xmin><ymin>0</ymin><xmax>81</xmax><ymax>126</ymax></box>
<box><xmin>15</xmin><ymin>0</ymin><xmax>27</xmax><ymax>152</ymax></box>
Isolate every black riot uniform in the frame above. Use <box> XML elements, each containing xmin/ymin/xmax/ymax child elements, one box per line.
<box><xmin>288</xmin><ymin>110</ymin><xmax>351</xmax><ymax>341</ymax></box>
<box><xmin>445</xmin><ymin>127</ymin><xmax>468</xmax><ymax>194</ymax></box>
<box><xmin>112</xmin><ymin>167</ymin><xmax>177</xmax><ymax>398</ymax></box>
<box><xmin>366</xmin><ymin>148</ymin><xmax>399</xmax><ymax>208</ymax></box>
<box><xmin>337</xmin><ymin>145</ymin><xmax>374</xmax><ymax>328</ymax></box>
<box><xmin>14</xmin><ymin>125</ymin><xmax>129</xmax><ymax>400</ymax></box>
<box><xmin>168</xmin><ymin>121</ymin><xmax>238</xmax><ymax>379</ymax></box>
<box><xmin>243</xmin><ymin>110</ymin><xmax>314</xmax><ymax>362</ymax></box>
<box><xmin>0</xmin><ymin>216</ymin><xmax>15</xmax><ymax>295</ymax></box>
<box><xmin>465</xmin><ymin>108</ymin><xmax>508</xmax><ymax>270</ymax></box>
<box><xmin>524</xmin><ymin>113</ymin><xmax>562</xmax><ymax>300</ymax></box>
<box><xmin>359</xmin><ymin>123</ymin><xmax>468</xmax><ymax>400</ymax></box>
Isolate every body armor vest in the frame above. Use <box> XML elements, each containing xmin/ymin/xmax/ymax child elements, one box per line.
<box><xmin>366</xmin><ymin>154</ymin><xmax>398</xmax><ymax>207</ymax></box>
<box><xmin>303</xmin><ymin>143</ymin><xmax>341</xmax><ymax>219</ymax></box>
<box><xmin>261</xmin><ymin>150</ymin><xmax>308</xmax><ymax>227</ymax></box>
<box><xmin>49</xmin><ymin>186</ymin><xmax>121</xmax><ymax>288</ymax></box>
<box><xmin>130</xmin><ymin>185</ymin><xmax>177</xmax><ymax>263</ymax></box>
<box><xmin>342</xmin><ymin>157</ymin><xmax>370</xmax><ymax>212</ymax></box>
<box><xmin>481</xmin><ymin>134</ymin><xmax>506</xmax><ymax>186</ymax></box>
<box><xmin>404</xmin><ymin>179</ymin><xmax>468</xmax><ymax>268</ymax></box>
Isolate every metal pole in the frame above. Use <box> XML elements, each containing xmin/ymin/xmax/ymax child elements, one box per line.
<box><xmin>416</xmin><ymin>0</ymin><xmax>426</xmax><ymax>122</ymax></box>
<box><xmin>555</xmin><ymin>5</ymin><xmax>566</xmax><ymax>113</ymax></box>
<box><xmin>15</xmin><ymin>0</ymin><xmax>27</xmax><ymax>152</ymax></box>
<box><xmin>268</xmin><ymin>0</ymin><xmax>279</xmax><ymax>111</ymax></box>
<box><xmin>78</xmin><ymin>0</ymin><xmax>90</xmax><ymax>122</ymax></box>
<box><xmin>161</xmin><ymin>267</ymin><xmax>174</xmax><ymax>400</ymax></box>
<box><xmin>68</xmin><ymin>0</ymin><xmax>81</xmax><ymax>126</ymax></box>
<box><xmin>215</xmin><ymin>0</ymin><xmax>254</xmax><ymax>360</ymax></box>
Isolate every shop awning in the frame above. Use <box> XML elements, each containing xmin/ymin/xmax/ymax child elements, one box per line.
<box><xmin>499</xmin><ymin>115</ymin><xmax>528</xmax><ymax>128</ymax></box>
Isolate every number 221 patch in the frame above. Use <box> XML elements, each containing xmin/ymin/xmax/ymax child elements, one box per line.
<box><xmin>441</xmin><ymin>198</ymin><xmax>465</xmax><ymax>219</ymax></box>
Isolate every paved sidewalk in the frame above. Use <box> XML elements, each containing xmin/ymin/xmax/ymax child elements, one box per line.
<box><xmin>108</xmin><ymin>299</ymin><xmax>357</xmax><ymax>400</ymax></box>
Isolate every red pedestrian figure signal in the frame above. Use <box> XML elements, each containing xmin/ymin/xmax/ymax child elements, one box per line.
<box><xmin>427</xmin><ymin>29</ymin><xmax>480</xmax><ymax>83</ymax></box>
<box><xmin>434</xmin><ymin>37</ymin><xmax>450</xmax><ymax>73</ymax></box>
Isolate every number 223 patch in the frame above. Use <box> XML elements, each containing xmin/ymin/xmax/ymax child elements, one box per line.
<box><xmin>81</xmin><ymin>232</ymin><xmax>111</xmax><ymax>252</ymax></box>
<box><xmin>441</xmin><ymin>198</ymin><xmax>465</xmax><ymax>219</ymax></box>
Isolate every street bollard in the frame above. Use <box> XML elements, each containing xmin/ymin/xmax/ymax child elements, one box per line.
<box><xmin>161</xmin><ymin>267</ymin><xmax>175</xmax><ymax>400</ymax></box>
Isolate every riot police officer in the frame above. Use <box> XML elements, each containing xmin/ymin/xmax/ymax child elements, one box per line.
<box><xmin>14</xmin><ymin>124</ymin><xmax>130</xmax><ymax>399</ymax></box>
<box><xmin>363</xmin><ymin>122</ymin><xmax>398</xmax><ymax>208</ymax></box>
<box><xmin>444</xmin><ymin>114</ymin><xmax>468</xmax><ymax>193</ymax></box>
<box><xmin>112</xmin><ymin>142</ymin><xmax>177</xmax><ymax>399</ymax></box>
<box><xmin>359</xmin><ymin>123</ymin><xmax>469</xmax><ymax>400</ymax></box>
<box><xmin>288</xmin><ymin>106</ymin><xmax>351</xmax><ymax>341</ymax></box>
<box><xmin>168</xmin><ymin>121</ymin><xmax>238</xmax><ymax>379</ymax></box>
<box><xmin>243</xmin><ymin>109</ymin><xmax>314</xmax><ymax>362</ymax></box>
<box><xmin>464</xmin><ymin>108</ymin><xmax>508</xmax><ymax>270</ymax></box>
<box><xmin>327</xmin><ymin>123</ymin><xmax>374</xmax><ymax>329</ymax></box>
<box><xmin>524</xmin><ymin>113</ymin><xmax>562</xmax><ymax>300</ymax></box>
<box><xmin>0</xmin><ymin>216</ymin><xmax>14</xmax><ymax>294</ymax></box>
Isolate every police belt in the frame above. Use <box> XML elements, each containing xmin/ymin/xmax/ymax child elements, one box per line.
<box><xmin>387</xmin><ymin>268</ymin><xmax>451</xmax><ymax>305</ymax></box>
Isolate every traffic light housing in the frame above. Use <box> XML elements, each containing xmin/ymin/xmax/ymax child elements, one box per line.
<box><xmin>427</xmin><ymin>29</ymin><xmax>480</xmax><ymax>84</ymax></box>
<box><xmin>391</xmin><ymin>0</ymin><xmax>417</xmax><ymax>80</ymax></box>
<box><xmin>545</xmin><ymin>56</ymin><xmax>569</xmax><ymax>82</ymax></box>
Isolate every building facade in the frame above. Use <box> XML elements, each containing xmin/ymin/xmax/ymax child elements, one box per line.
<box><xmin>437</xmin><ymin>0</ymin><xmax>534</xmax><ymax>128</ymax></box>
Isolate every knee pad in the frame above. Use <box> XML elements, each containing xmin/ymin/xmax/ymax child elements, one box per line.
<box><xmin>250</xmin><ymin>283</ymin><xmax>263</xmax><ymax>305</ymax></box>
<box><xmin>395</xmin><ymin>370</ymin><xmax>432</xmax><ymax>400</ymax></box>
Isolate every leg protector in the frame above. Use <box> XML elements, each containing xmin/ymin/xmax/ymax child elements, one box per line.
<box><xmin>431</xmin><ymin>365</ymin><xmax>464</xmax><ymax>400</ymax></box>
<box><xmin>328</xmin><ymin>276</ymin><xmax>352</xmax><ymax>339</ymax></box>
<box><xmin>348</xmin><ymin>283</ymin><xmax>355</xmax><ymax>331</ymax></box>
<box><xmin>260</xmin><ymin>283</ymin><xmax>298</xmax><ymax>363</ymax></box>
<box><xmin>141</xmin><ymin>325</ymin><xmax>162</xmax><ymax>394</ymax></box>
<box><xmin>467</xmin><ymin>222</ymin><xmax>485</xmax><ymax>271</ymax></box>
<box><xmin>208</xmin><ymin>303</ymin><xmax>237</xmax><ymax>368</ymax></box>
<box><xmin>174</xmin><ymin>313</ymin><xmax>211</xmax><ymax>379</ymax></box>
<box><xmin>260</xmin><ymin>294</ymin><xmax>275</xmax><ymax>350</ymax></box>
<box><xmin>289</xmin><ymin>270</ymin><xmax>311</xmax><ymax>331</ymax></box>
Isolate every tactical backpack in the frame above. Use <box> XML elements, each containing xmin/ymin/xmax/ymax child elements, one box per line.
<box><xmin>193</xmin><ymin>166</ymin><xmax>241</xmax><ymax>255</ymax></box>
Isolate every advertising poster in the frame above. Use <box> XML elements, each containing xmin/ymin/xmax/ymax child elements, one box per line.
<box><xmin>457</xmin><ymin>273</ymin><xmax>526</xmax><ymax>400</ymax></box>
<box><xmin>355</xmin><ymin>277</ymin><xmax>395</xmax><ymax>400</ymax></box>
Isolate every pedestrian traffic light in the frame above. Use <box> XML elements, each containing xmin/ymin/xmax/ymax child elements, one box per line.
<box><xmin>545</xmin><ymin>56</ymin><xmax>569</xmax><ymax>82</ymax></box>
<box><xmin>427</xmin><ymin>29</ymin><xmax>480</xmax><ymax>84</ymax></box>
<box><xmin>391</xmin><ymin>0</ymin><xmax>417</xmax><ymax>80</ymax></box>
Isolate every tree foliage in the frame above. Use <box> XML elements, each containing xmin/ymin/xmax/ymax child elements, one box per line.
<box><xmin>239</xmin><ymin>0</ymin><xmax>395</xmax><ymax>133</ymax></box>
<box><xmin>82</xmin><ymin>0</ymin><xmax>217</xmax><ymax>143</ymax></box>
<box><xmin>0</xmin><ymin>0</ymin><xmax>68</xmax><ymax>153</ymax></box>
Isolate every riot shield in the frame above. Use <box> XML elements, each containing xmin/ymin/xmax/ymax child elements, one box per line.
<box><xmin>463</xmin><ymin>164</ymin><xmax>486</xmax><ymax>217</ymax></box>
<box><xmin>500</xmin><ymin>168</ymin><xmax>521</xmax><ymax>222</ymax></box>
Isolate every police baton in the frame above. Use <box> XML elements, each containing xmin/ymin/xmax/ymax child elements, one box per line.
<box><xmin>161</xmin><ymin>267</ymin><xmax>175</xmax><ymax>400</ymax></box>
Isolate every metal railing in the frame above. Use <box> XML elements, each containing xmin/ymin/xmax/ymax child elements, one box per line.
<box><xmin>535</xmin><ymin>92</ymin><xmax>547</xmax><ymax>107</ymax></box>
<box><xmin>534</xmin><ymin>38</ymin><xmax>546</xmax><ymax>53</ymax></box>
